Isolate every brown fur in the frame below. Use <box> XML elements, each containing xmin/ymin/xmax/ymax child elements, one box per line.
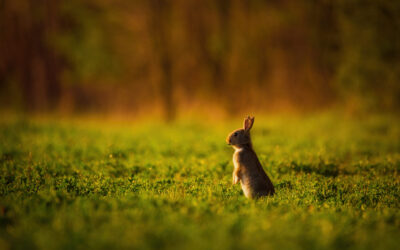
<box><xmin>226</xmin><ymin>116</ymin><xmax>275</xmax><ymax>198</ymax></box>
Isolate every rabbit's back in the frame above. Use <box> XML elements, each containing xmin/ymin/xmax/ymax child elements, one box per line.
<box><xmin>235</xmin><ymin>148</ymin><xmax>274</xmax><ymax>198</ymax></box>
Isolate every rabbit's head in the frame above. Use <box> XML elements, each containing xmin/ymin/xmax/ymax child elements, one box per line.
<box><xmin>226</xmin><ymin>116</ymin><xmax>254</xmax><ymax>146</ymax></box>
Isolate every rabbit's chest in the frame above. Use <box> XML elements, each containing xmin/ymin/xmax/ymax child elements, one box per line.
<box><xmin>233</xmin><ymin>152</ymin><xmax>240</xmax><ymax>170</ymax></box>
<box><xmin>233</xmin><ymin>148</ymin><xmax>252</xmax><ymax>173</ymax></box>
<box><xmin>233</xmin><ymin>149</ymin><xmax>260</xmax><ymax>198</ymax></box>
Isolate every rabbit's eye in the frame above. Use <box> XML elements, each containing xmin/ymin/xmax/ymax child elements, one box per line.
<box><xmin>233</xmin><ymin>132</ymin><xmax>238</xmax><ymax>136</ymax></box>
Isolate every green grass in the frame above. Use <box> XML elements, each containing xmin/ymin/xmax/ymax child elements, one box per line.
<box><xmin>0</xmin><ymin>115</ymin><xmax>399</xmax><ymax>250</ymax></box>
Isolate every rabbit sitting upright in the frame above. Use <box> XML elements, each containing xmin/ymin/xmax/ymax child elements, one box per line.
<box><xmin>226</xmin><ymin>116</ymin><xmax>275</xmax><ymax>198</ymax></box>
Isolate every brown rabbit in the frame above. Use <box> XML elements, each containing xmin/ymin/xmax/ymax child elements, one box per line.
<box><xmin>226</xmin><ymin>116</ymin><xmax>275</xmax><ymax>198</ymax></box>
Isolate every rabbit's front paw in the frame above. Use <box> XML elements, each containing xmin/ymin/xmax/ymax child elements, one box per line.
<box><xmin>232</xmin><ymin>175</ymin><xmax>240</xmax><ymax>185</ymax></box>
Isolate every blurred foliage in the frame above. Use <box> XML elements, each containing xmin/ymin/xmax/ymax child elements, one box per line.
<box><xmin>0</xmin><ymin>0</ymin><xmax>399</xmax><ymax>117</ymax></box>
<box><xmin>53</xmin><ymin>1</ymin><xmax>120</xmax><ymax>84</ymax></box>
<box><xmin>336</xmin><ymin>0</ymin><xmax>400</xmax><ymax>112</ymax></box>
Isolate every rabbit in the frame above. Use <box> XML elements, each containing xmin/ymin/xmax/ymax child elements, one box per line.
<box><xmin>226</xmin><ymin>116</ymin><xmax>275</xmax><ymax>198</ymax></box>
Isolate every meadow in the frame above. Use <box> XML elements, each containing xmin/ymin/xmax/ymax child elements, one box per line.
<box><xmin>0</xmin><ymin>114</ymin><xmax>399</xmax><ymax>250</ymax></box>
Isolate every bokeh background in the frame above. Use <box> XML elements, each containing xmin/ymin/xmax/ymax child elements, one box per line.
<box><xmin>1</xmin><ymin>0</ymin><xmax>400</xmax><ymax>120</ymax></box>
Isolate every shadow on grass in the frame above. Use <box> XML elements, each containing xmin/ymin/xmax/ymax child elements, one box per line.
<box><xmin>278</xmin><ymin>161</ymin><xmax>348</xmax><ymax>177</ymax></box>
<box><xmin>275</xmin><ymin>180</ymin><xmax>294</xmax><ymax>190</ymax></box>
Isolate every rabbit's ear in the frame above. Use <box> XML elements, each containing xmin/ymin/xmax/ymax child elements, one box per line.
<box><xmin>244</xmin><ymin>116</ymin><xmax>255</xmax><ymax>131</ymax></box>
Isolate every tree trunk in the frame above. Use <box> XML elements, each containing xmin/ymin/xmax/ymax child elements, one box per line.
<box><xmin>148</xmin><ymin>0</ymin><xmax>176</xmax><ymax>121</ymax></box>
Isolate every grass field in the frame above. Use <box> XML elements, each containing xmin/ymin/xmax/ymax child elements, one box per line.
<box><xmin>0</xmin><ymin>114</ymin><xmax>399</xmax><ymax>250</ymax></box>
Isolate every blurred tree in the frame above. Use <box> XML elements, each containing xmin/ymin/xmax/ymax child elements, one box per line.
<box><xmin>336</xmin><ymin>0</ymin><xmax>400</xmax><ymax>112</ymax></box>
<box><xmin>1</xmin><ymin>0</ymin><xmax>399</xmax><ymax>116</ymax></box>
<box><xmin>147</xmin><ymin>0</ymin><xmax>175</xmax><ymax>121</ymax></box>
<box><xmin>0</xmin><ymin>0</ymin><xmax>63</xmax><ymax>112</ymax></box>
